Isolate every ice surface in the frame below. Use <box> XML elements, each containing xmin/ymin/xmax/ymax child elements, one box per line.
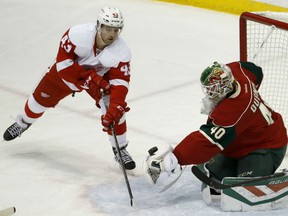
<box><xmin>0</xmin><ymin>0</ymin><xmax>287</xmax><ymax>215</ymax></box>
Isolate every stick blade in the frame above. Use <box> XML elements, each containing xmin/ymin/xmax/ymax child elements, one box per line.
<box><xmin>0</xmin><ymin>207</ymin><xmax>16</xmax><ymax>216</ymax></box>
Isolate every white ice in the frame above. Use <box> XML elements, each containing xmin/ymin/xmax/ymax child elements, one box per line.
<box><xmin>0</xmin><ymin>0</ymin><xmax>287</xmax><ymax>215</ymax></box>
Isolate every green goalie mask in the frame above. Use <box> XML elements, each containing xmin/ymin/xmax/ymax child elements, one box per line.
<box><xmin>200</xmin><ymin>62</ymin><xmax>234</xmax><ymax>99</ymax></box>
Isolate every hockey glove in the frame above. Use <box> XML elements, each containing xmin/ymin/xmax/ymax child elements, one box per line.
<box><xmin>76</xmin><ymin>69</ymin><xmax>110</xmax><ymax>94</ymax></box>
<box><xmin>143</xmin><ymin>145</ymin><xmax>180</xmax><ymax>185</ymax></box>
<box><xmin>101</xmin><ymin>103</ymin><xmax>130</xmax><ymax>131</ymax></box>
<box><xmin>91</xmin><ymin>73</ymin><xmax>110</xmax><ymax>94</ymax></box>
<box><xmin>85</xmin><ymin>82</ymin><xmax>101</xmax><ymax>108</ymax></box>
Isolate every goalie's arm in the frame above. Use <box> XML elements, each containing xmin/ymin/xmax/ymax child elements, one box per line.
<box><xmin>173</xmin><ymin>130</ymin><xmax>222</xmax><ymax>165</ymax></box>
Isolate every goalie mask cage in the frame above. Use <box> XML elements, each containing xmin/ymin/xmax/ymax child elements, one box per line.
<box><xmin>240</xmin><ymin>12</ymin><xmax>288</xmax><ymax>130</ymax></box>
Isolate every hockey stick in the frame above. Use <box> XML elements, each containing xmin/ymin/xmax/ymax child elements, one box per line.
<box><xmin>100</xmin><ymin>89</ymin><xmax>134</xmax><ymax>207</ymax></box>
<box><xmin>191</xmin><ymin>165</ymin><xmax>286</xmax><ymax>190</ymax></box>
<box><xmin>251</xmin><ymin>25</ymin><xmax>276</xmax><ymax>62</ymax></box>
<box><xmin>0</xmin><ymin>207</ymin><xmax>16</xmax><ymax>216</ymax></box>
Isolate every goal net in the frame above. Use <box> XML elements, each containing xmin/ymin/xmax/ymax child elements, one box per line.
<box><xmin>240</xmin><ymin>12</ymin><xmax>288</xmax><ymax>130</ymax></box>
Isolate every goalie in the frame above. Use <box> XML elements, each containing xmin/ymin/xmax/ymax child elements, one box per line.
<box><xmin>144</xmin><ymin>61</ymin><xmax>287</xmax><ymax>207</ymax></box>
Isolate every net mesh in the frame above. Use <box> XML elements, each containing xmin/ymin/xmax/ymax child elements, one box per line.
<box><xmin>245</xmin><ymin>12</ymin><xmax>288</xmax><ymax>129</ymax></box>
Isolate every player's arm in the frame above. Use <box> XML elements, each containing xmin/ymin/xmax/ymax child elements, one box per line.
<box><xmin>173</xmin><ymin>122</ymin><xmax>237</xmax><ymax>165</ymax></box>
<box><xmin>173</xmin><ymin>131</ymin><xmax>221</xmax><ymax>165</ymax></box>
<box><xmin>143</xmin><ymin>125</ymin><xmax>227</xmax><ymax>185</ymax></box>
<box><xmin>143</xmin><ymin>122</ymin><xmax>236</xmax><ymax>185</ymax></box>
<box><xmin>55</xmin><ymin>30</ymin><xmax>87</xmax><ymax>85</ymax></box>
<box><xmin>55</xmin><ymin>30</ymin><xmax>109</xmax><ymax>92</ymax></box>
<box><xmin>101</xmin><ymin>61</ymin><xmax>130</xmax><ymax>129</ymax></box>
<box><xmin>107</xmin><ymin>61</ymin><xmax>130</xmax><ymax>107</ymax></box>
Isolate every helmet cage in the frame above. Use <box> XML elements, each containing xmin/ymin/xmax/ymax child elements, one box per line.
<box><xmin>201</xmin><ymin>62</ymin><xmax>234</xmax><ymax>99</ymax></box>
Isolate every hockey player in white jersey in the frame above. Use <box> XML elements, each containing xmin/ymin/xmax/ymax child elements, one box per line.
<box><xmin>3</xmin><ymin>7</ymin><xmax>136</xmax><ymax>170</ymax></box>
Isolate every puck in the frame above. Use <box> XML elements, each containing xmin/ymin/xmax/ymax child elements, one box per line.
<box><xmin>148</xmin><ymin>146</ymin><xmax>158</xmax><ymax>156</ymax></box>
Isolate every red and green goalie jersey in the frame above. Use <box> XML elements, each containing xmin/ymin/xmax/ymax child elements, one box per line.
<box><xmin>173</xmin><ymin>61</ymin><xmax>287</xmax><ymax>165</ymax></box>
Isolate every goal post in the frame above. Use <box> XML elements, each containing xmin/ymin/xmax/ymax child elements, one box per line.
<box><xmin>239</xmin><ymin>12</ymin><xmax>288</xmax><ymax>130</ymax></box>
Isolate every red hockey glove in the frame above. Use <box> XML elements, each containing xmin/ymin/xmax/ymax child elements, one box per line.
<box><xmin>85</xmin><ymin>82</ymin><xmax>101</xmax><ymax>108</ymax></box>
<box><xmin>76</xmin><ymin>70</ymin><xmax>110</xmax><ymax>94</ymax></box>
<box><xmin>91</xmin><ymin>74</ymin><xmax>110</xmax><ymax>94</ymax></box>
<box><xmin>101</xmin><ymin>103</ymin><xmax>130</xmax><ymax>132</ymax></box>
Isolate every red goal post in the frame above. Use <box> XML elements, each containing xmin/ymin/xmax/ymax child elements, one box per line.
<box><xmin>240</xmin><ymin>12</ymin><xmax>288</xmax><ymax>130</ymax></box>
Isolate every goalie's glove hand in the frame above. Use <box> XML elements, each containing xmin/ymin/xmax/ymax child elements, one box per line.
<box><xmin>143</xmin><ymin>146</ymin><xmax>179</xmax><ymax>184</ymax></box>
<box><xmin>101</xmin><ymin>103</ymin><xmax>130</xmax><ymax>132</ymax></box>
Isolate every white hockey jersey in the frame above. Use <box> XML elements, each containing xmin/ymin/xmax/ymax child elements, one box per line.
<box><xmin>54</xmin><ymin>22</ymin><xmax>131</xmax><ymax>92</ymax></box>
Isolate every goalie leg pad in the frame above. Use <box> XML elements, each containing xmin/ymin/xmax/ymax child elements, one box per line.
<box><xmin>221</xmin><ymin>172</ymin><xmax>288</xmax><ymax>211</ymax></box>
<box><xmin>197</xmin><ymin>163</ymin><xmax>221</xmax><ymax>204</ymax></box>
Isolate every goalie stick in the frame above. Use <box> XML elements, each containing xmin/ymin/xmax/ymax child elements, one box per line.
<box><xmin>191</xmin><ymin>165</ymin><xmax>287</xmax><ymax>190</ymax></box>
<box><xmin>100</xmin><ymin>89</ymin><xmax>134</xmax><ymax>207</ymax></box>
<box><xmin>0</xmin><ymin>207</ymin><xmax>16</xmax><ymax>216</ymax></box>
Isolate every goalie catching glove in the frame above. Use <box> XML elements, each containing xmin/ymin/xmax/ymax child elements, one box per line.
<box><xmin>143</xmin><ymin>145</ymin><xmax>181</xmax><ymax>184</ymax></box>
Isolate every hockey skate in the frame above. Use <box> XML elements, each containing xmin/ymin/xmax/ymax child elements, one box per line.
<box><xmin>3</xmin><ymin>115</ymin><xmax>31</xmax><ymax>141</ymax></box>
<box><xmin>113</xmin><ymin>145</ymin><xmax>136</xmax><ymax>170</ymax></box>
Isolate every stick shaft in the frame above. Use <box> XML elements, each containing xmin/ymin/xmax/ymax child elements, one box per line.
<box><xmin>100</xmin><ymin>90</ymin><xmax>134</xmax><ymax>206</ymax></box>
